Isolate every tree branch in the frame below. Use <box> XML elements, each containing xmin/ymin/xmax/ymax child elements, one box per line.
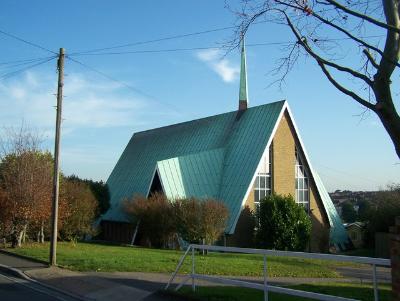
<box><xmin>363</xmin><ymin>49</ymin><xmax>380</xmax><ymax>69</ymax></box>
<box><xmin>375</xmin><ymin>0</ymin><xmax>400</xmax><ymax>82</ymax></box>
<box><xmin>310</xmin><ymin>7</ymin><xmax>400</xmax><ymax>68</ymax></box>
<box><xmin>280</xmin><ymin>13</ymin><xmax>374</xmax><ymax>86</ymax></box>
<box><xmin>283</xmin><ymin>10</ymin><xmax>376</xmax><ymax>110</ymax></box>
<box><xmin>324</xmin><ymin>0</ymin><xmax>400</xmax><ymax>33</ymax></box>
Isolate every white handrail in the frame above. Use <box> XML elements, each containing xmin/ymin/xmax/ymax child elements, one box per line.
<box><xmin>166</xmin><ymin>244</ymin><xmax>390</xmax><ymax>301</ymax></box>
<box><xmin>190</xmin><ymin>244</ymin><xmax>390</xmax><ymax>266</ymax></box>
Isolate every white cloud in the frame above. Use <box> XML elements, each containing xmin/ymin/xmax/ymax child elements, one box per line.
<box><xmin>196</xmin><ymin>49</ymin><xmax>239</xmax><ymax>83</ymax></box>
<box><xmin>0</xmin><ymin>71</ymin><xmax>155</xmax><ymax>132</ymax></box>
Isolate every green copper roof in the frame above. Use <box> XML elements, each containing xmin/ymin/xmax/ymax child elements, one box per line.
<box><xmin>103</xmin><ymin>100</ymin><xmax>285</xmax><ymax>233</ymax></box>
<box><xmin>239</xmin><ymin>35</ymin><xmax>248</xmax><ymax>103</ymax></box>
<box><xmin>312</xmin><ymin>171</ymin><xmax>349</xmax><ymax>250</ymax></box>
<box><xmin>102</xmin><ymin>100</ymin><xmax>349</xmax><ymax>248</ymax></box>
<box><xmin>157</xmin><ymin>148</ymin><xmax>224</xmax><ymax>200</ymax></box>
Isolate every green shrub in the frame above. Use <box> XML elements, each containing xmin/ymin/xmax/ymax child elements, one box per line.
<box><xmin>173</xmin><ymin>198</ymin><xmax>228</xmax><ymax>244</ymax></box>
<box><xmin>256</xmin><ymin>194</ymin><xmax>311</xmax><ymax>251</ymax></box>
<box><xmin>124</xmin><ymin>192</ymin><xmax>176</xmax><ymax>248</ymax></box>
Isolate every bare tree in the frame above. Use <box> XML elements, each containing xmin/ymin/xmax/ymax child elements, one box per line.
<box><xmin>232</xmin><ymin>0</ymin><xmax>399</xmax><ymax>158</ymax></box>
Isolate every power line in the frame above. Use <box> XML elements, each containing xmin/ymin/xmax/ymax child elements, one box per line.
<box><xmin>69</xmin><ymin>25</ymin><xmax>237</xmax><ymax>56</ymax></box>
<box><xmin>66</xmin><ymin>56</ymin><xmax>184</xmax><ymax>114</ymax></box>
<box><xmin>0</xmin><ymin>29</ymin><xmax>57</xmax><ymax>55</ymax></box>
<box><xmin>68</xmin><ymin>35</ymin><xmax>383</xmax><ymax>57</ymax></box>
<box><xmin>0</xmin><ymin>56</ymin><xmax>56</xmax><ymax>72</ymax></box>
<box><xmin>66</xmin><ymin>56</ymin><xmax>155</xmax><ymax>98</ymax></box>
<box><xmin>0</xmin><ymin>56</ymin><xmax>55</xmax><ymax>66</ymax></box>
<box><xmin>0</xmin><ymin>56</ymin><xmax>57</xmax><ymax>80</ymax></box>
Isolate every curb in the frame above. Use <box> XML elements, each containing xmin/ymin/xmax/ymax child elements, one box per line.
<box><xmin>0</xmin><ymin>249</ymin><xmax>49</xmax><ymax>265</ymax></box>
<box><xmin>0</xmin><ymin>263</ymin><xmax>32</xmax><ymax>280</ymax></box>
<box><xmin>0</xmin><ymin>263</ymin><xmax>92</xmax><ymax>301</ymax></box>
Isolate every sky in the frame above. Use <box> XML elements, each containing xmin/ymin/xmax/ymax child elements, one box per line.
<box><xmin>0</xmin><ymin>1</ymin><xmax>398</xmax><ymax>192</ymax></box>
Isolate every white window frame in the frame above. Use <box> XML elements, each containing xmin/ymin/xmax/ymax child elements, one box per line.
<box><xmin>295</xmin><ymin>146</ymin><xmax>310</xmax><ymax>212</ymax></box>
<box><xmin>254</xmin><ymin>145</ymin><xmax>272</xmax><ymax>208</ymax></box>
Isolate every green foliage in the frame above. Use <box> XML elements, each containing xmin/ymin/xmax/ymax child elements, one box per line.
<box><xmin>173</xmin><ymin>198</ymin><xmax>202</xmax><ymax>244</ymax></box>
<box><xmin>59</xmin><ymin>178</ymin><xmax>99</xmax><ymax>241</ymax></box>
<box><xmin>173</xmin><ymin>198</ymin><xmax>228</xmax><ymax>244</ymax></box>
<box><xmin>363</xmin><ymin>184</ymin><xmax>400</xmax><ymax>246</ymax></box>
<box><xmin>256</xmin><ymin>194</ymin><xmax>311</xmax><ymax>251</ymax></box>
<box><xmin>66</xmin><ymin>175</ymin><xmax>110</xmax><ymax>216</ymax></box>
<box><xmin>123</xmin><ymin>194</ymin><xmax>228</xmax><ymax>246</ymax></box>
<box><xmin>341</xmin><ymin>202</ymin><xmax>357</xmax><ymax>223</ymax></box>
<box><xmin>124</xmin><ymin>192</ymin><xmax>176</xmax><ymax>248</ymax></box>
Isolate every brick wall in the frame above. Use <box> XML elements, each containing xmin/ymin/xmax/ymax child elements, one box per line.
<box><xmin>391</xmin><ymin>216</ymin><xmax>400</xmax><ymax>301</ymax></box>
<box><xmin>235</xmin><ymin>110</ymin><xmax>330</xmax><ymax>252</ymax></box>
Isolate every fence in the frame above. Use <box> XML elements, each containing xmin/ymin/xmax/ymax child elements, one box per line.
<box><xmin>165</xmin><ymin>244</ymin><xmax>391</xmax><ymax>301</ymax></box>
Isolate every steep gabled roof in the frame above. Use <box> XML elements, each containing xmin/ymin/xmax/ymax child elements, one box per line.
<box><xmin>102</xmin><ymin>100</ymin><xmax>348</xmax><ymax>249</ymax></box>
<box><xmin>103</xmin><ymin>100</ymin><xmax>285</xmax><ymax>232</ymax></box>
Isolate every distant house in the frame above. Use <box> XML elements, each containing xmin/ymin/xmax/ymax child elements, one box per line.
<box><xmin>101</xmin><ymin>37</ymin><xmax>349</xmax><ymax>252</ymax></box>
<box><xmin>345</xmin><ymin>222</ymin><xmax>366</xmax><ymax>249</ymax></box>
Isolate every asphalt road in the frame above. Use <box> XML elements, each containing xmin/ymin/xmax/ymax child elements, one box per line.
<box><xmin>0</xmin><ymin>271</ymin><xmax>80</xmax><ymax>301</ymax></box>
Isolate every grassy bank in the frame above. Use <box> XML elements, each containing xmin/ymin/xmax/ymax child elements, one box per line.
<box><xmin>5</xmin><ymin>242</ymin><xmax>360</xmax><ymax>277</ymax></box>
<box><xmin>168</xmin><ymin>283</ymin><xmax>391</xmax><ymax>301</ymax></box>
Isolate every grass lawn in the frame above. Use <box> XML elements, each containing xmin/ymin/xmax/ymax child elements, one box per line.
<box><xmin>7</xmin><ymin>242</ymin><xmax>361</xmax><ymax>278</ymax></box>
<box><xmin>167</xmin><ymin>283</ymin><xmax>391</xmax><ymax>301</ymax></box>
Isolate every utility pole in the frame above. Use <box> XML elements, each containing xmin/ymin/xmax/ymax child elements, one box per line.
<box><xmin>50</xmin><ymin>48</ymin><xmax>65</xmax><ymax>266</ymax></box>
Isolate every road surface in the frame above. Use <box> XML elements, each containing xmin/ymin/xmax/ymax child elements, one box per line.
<box><xmin>0</xmin><ymin>271</ymin><xmax>80</xmax><ymax>301</ymax></box>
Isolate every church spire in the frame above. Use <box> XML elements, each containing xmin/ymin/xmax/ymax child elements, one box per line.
<box><xmin>239</xmin><ymin>32</ymin><xmax>248</xmax><ymax>111</ymax></box>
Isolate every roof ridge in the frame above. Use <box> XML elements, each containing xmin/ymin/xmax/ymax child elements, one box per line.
<box><xmin>133</xmin><ymin>100</ymin><xmax>286</xmax><ymax>136</ymax></box>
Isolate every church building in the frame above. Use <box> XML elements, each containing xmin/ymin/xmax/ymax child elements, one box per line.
<box><xmin>100</xmin><ymin>37</ymin><xmax>349</xmax><ymax>252</ymax></box>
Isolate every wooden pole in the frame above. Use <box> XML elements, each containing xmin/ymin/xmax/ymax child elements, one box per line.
<box><xmin>50</xmin><ymin>48</ymin><xmax>64</xmax><ymax>266</ymax></box>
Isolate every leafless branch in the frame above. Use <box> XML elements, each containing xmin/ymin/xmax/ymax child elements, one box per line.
<box><xmin>324</xmin><ymin>0</ymin><xmax>400</xmax><ymax>33</ymax></box>
<box><xmin>283</xmin><ymin>10</ymin><xmax>376</xmax><ymax>110</ymax></box>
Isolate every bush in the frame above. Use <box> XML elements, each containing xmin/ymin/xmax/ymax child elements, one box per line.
<box><xmin>174</xmin><ymin>198</ymin><xmax>228</xmax><ymax>244</ymax></box>
<box><xmin>256</xmin><ymin>194</ymin><xmax>311</xmax><ymax>251</ymax></box>
<box><xmin>363</xmin><ymin>184</ymin><xmax>400</xmax><ymax>246</ymax></box>
<box><xmin>124</xmin><ymin>194</ymin><xmax>228</xmax><ymax>247</ymax></box>
<box><xmin>173</xmin><ymin>198</ymin><xmax>202</xmax><ymax>244</ymax></box>
<box><xmin>124</xmin><ymin>192</ymin><xmax>175</xmax><ymax>248</ymax></box>
<box><xmin>59</xmin><ymin>179</ymin><xmax>99</xmax><ymax>241</ymax></box>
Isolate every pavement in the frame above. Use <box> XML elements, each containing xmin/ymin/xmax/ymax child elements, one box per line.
<box><xmin>0</xmin><ymin>249</ymin><xmax>392</xmax><ymax>301</ymax></box>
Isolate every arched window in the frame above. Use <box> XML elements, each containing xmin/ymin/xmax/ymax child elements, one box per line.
<box><xmin>295</xmin><ymin>146</ymin><xmax>309</xmax><ymax>211</ymax></box>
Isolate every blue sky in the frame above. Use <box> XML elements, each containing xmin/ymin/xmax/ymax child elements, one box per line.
<box><xmin>0</xmin><ymin>1</ymin><xmax>398</xmax><ymax>191</ymax></box>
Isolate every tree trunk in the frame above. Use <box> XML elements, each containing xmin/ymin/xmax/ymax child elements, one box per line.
<box><xmin>21</xmin><ymin>224</ymin><xmax>27</xmax><ymax>245</ymax></box>
<box><xmin>17</xmin><ymin>230</ymin><xmax>24</xmax><ymax>248</ymax></box>
<box><xmin>40</xmin><ymin>222</ymin><xmax>45</xmax><ymax>243</ymax></box>
<box><xmin>373</xmin><ymin>82</ymin><xmax>400</xmax><ymax>159</ymax></box>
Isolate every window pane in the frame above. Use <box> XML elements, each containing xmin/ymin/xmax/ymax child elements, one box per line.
<box><xmin>298</xmin><ymin>191</ymin><xmax>303</xmax><ymax>202</ymax></box>
<box><xmin>260</xmin><ymin>177</ymin><xmax>266</xmax><ymax>188</ymax></box>
<box><xmin>266</xmin><ymin>177</ymin><xmax>271</xmax><ymax>189</ymax></box>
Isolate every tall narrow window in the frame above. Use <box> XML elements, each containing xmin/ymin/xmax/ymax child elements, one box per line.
<box><xmin>254</xmin><ymin>145</ymin><xmax>272</xmax><ymax>207</ymax></box>
<box><xmin>295</xmin><ymin>146</ymin><xmax>309</xmax><ymax>211</ymax></box>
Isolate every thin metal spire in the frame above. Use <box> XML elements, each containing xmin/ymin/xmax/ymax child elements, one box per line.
<box><xmin>239</xmin><ymin>32</ymin><xmax>248</xmax><ymax>110</ymax></box>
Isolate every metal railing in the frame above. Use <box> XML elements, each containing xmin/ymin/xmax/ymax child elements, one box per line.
<box><xmin>165</xmin><ymin>244</ymin><xmax>391</xmax><ymax>301</ymax></box>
